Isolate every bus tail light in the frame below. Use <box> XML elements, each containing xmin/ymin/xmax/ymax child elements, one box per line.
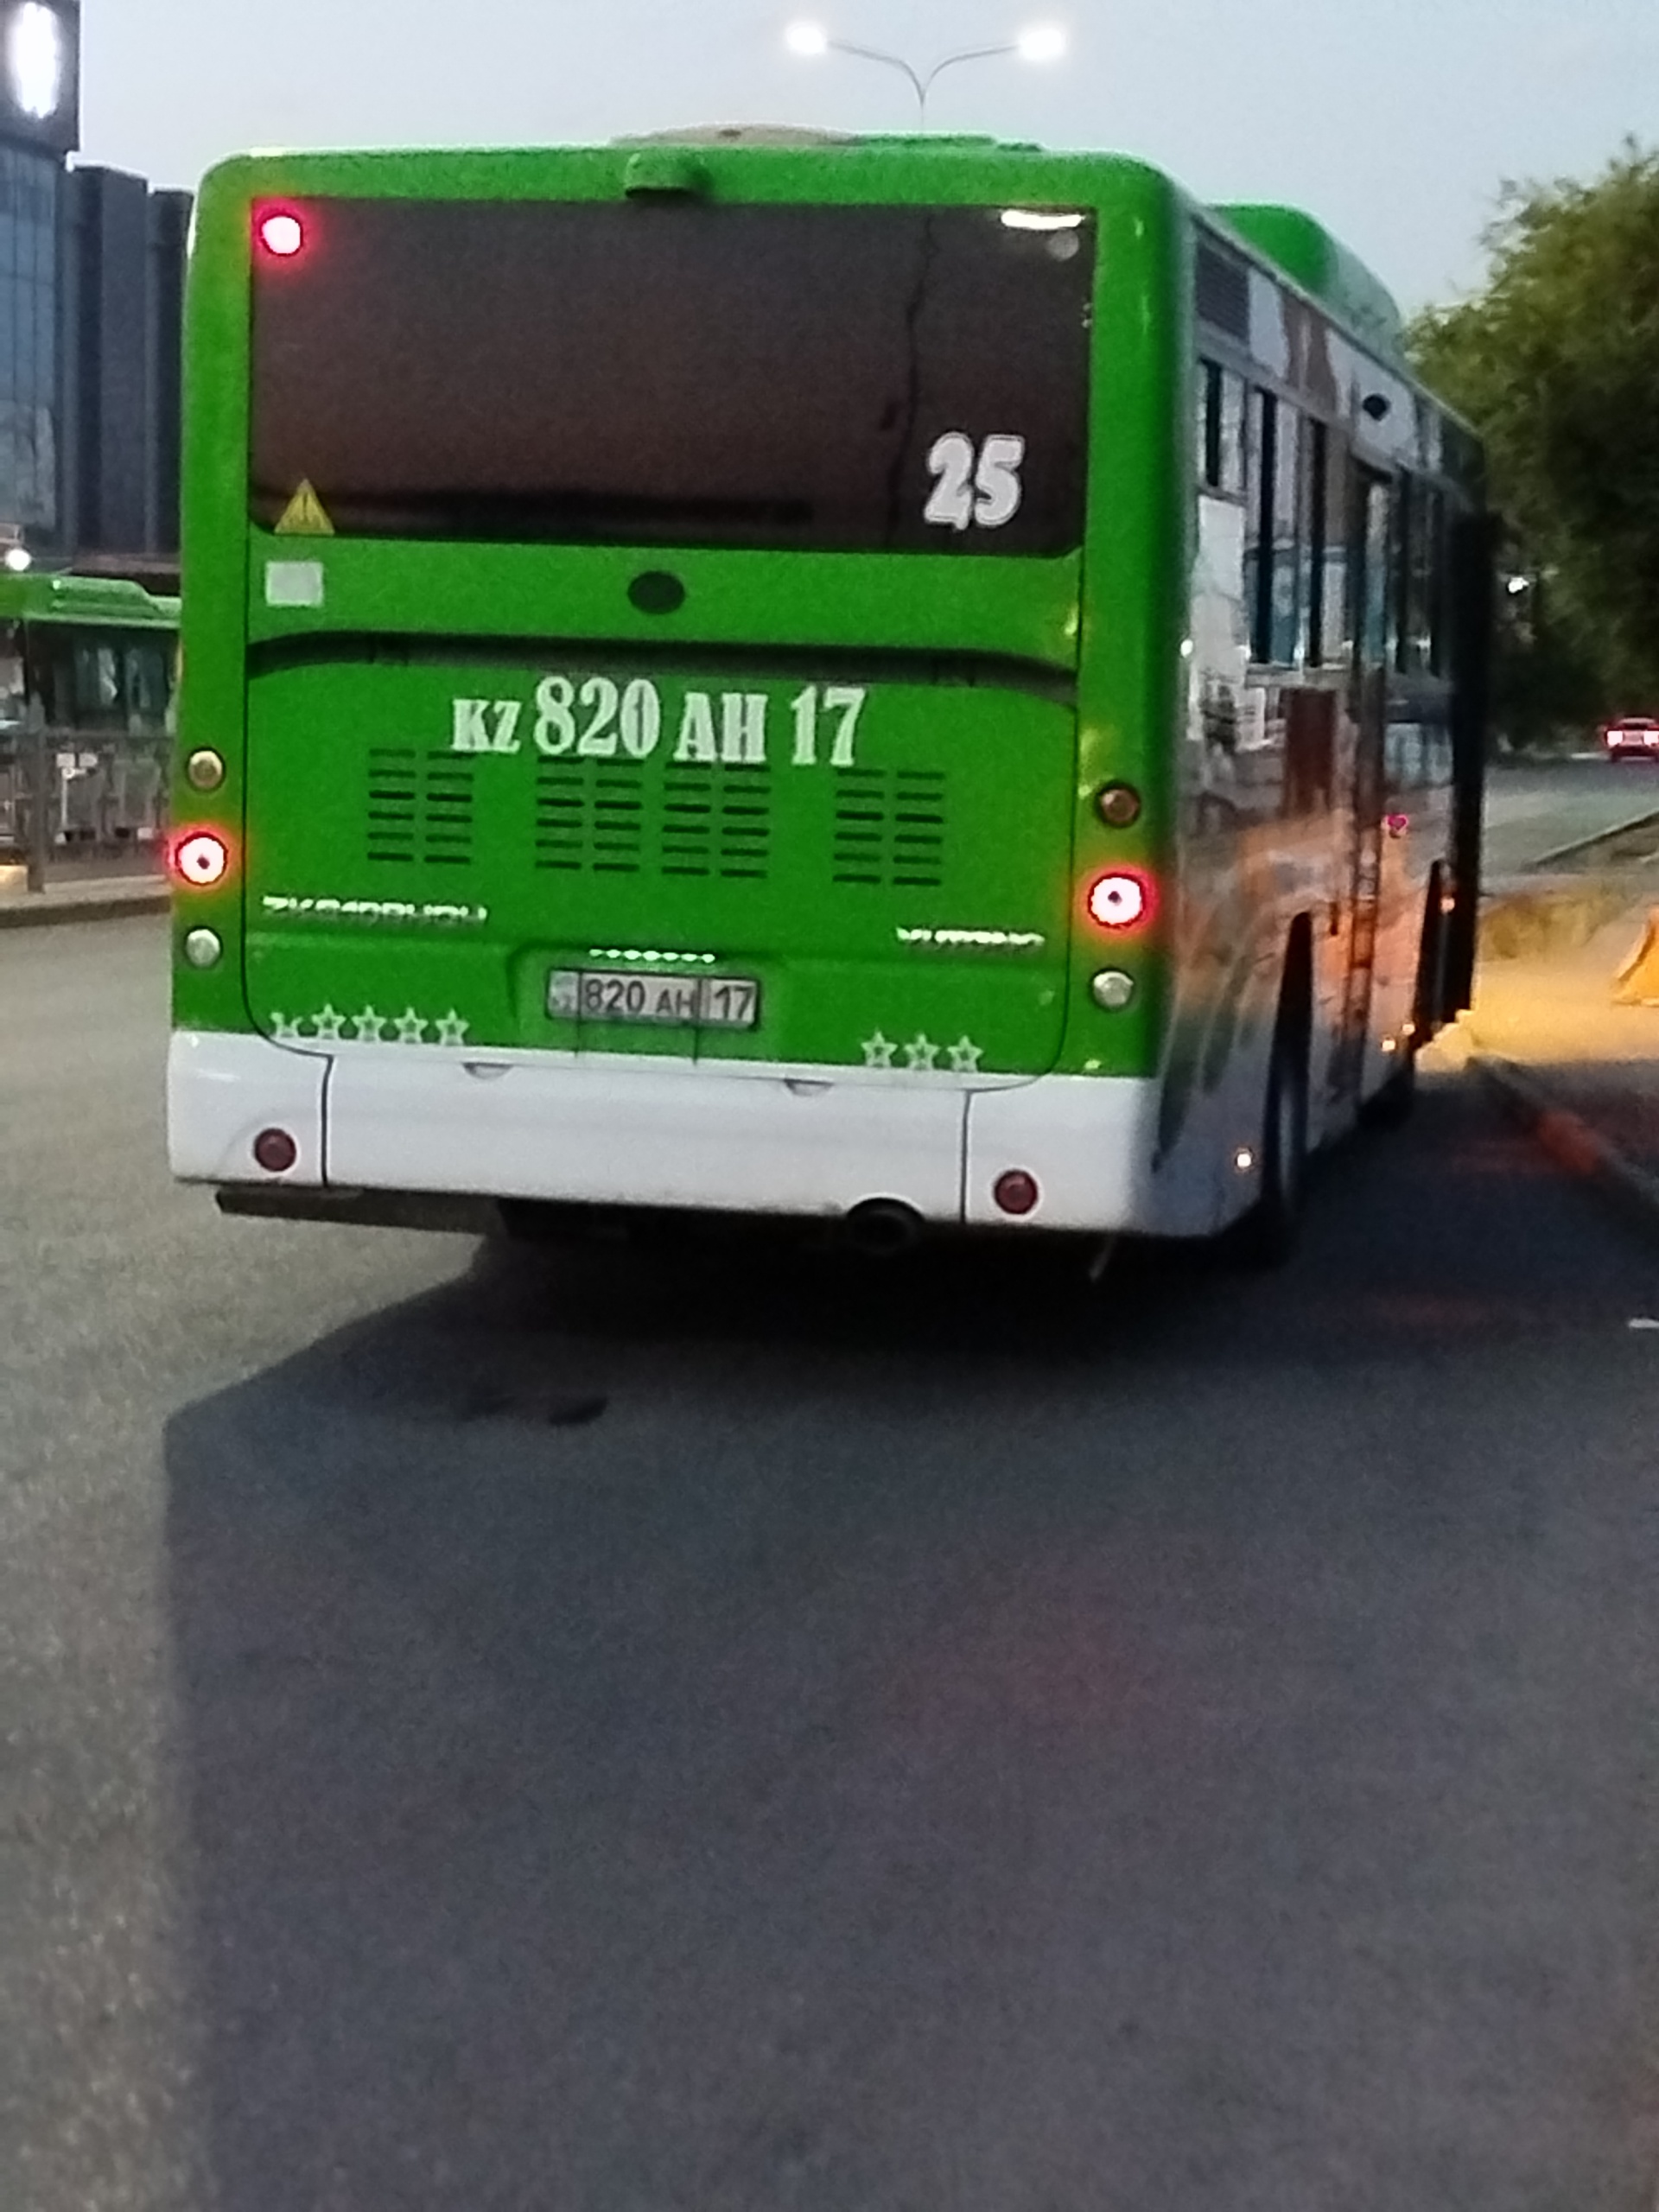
<box><xmin>169</xmin><ymin>829</ymin><xmax>231</xmax><ymax>889</ymax></box>
<box><xmin>1085</xmin><ymin>870</ymin><xmax>1153</xmax><ymax>931</ymax></box>
<box><xmin>257</xmin><ymin>208</ymin><xmax>307</xmax><ymax>260</ymax></box>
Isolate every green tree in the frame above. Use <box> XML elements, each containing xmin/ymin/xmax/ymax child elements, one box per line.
<box><xmin>1410</xmin><ymin>143</ymin><xmax>1659</xmax><ymax>741</ymax></box>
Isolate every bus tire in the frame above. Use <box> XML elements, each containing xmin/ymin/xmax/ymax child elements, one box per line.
<box><xmin>1360</xmin><ymin>877</ymin><xmax>1440</xmax><ymax>1132</ymax></box>
<box><xmin>1230</xmin><ymin>978</ymin><xmax>1310</xmax><ymax>1269</ymax></box>
<box><xmin>1359</xmin><ymin>1047</ymin><xmax>1416</xmax><ymax>1129</ymax></box>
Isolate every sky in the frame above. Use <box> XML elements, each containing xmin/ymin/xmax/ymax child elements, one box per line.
<box><xmin>84</xmin><ymin>0</ymin><xmax>1657</xmax><ymax>310</ymax></box>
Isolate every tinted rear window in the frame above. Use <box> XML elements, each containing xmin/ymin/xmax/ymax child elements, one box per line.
<box><xmin>251</xmin><ymin>200</ymin><xmax>1095</xmax><ymax>556</ymax></box>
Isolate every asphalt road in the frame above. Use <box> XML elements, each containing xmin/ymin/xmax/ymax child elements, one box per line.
<box><xmin>4</xmin><ymin>917</ymin><xmax>1659</xmax><ymax>2212</ymax></box>
<box><xmin>1484</xmin><ymin>754</ymin><xmax>1659</xmax><ymax>878</ymax></box>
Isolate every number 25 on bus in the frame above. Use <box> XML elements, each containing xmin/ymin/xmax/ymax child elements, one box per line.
<box><xmin>168</xmin><ymin>136</ymin><xmax>1489</xmax><ymax>1261</ymax></box>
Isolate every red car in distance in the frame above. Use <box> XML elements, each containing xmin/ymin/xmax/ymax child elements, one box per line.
<box><xmin>1603</xmin><ymin>716</ymin><xmax>1659</xmax><ymax>760</ymax></box>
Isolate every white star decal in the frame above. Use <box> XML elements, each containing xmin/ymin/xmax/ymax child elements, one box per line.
<box><xmin>312</xmin><ymin>1004</ymin><xmax>345</xmax><ymax>1042</ymax></box>
<box><xmin>351</xmin><ymin>1007</ymin><xmax>386</xmax><ymax>1043</ymax></box>
<box><xmin>272</xmin><ymin>1014</ymin><xmax>305</xmax><ymax>1043</ymax></box>
<box><xmin>904</xmin><ymin>1033</ymin><xmax>939</xmax><ymax>1071</ymax></box>
<box><xmin>435</xmin><ymin>1010</ymin><xmax>470</xmax><ymax>1048</ymax></box>
<box><xmin>861</xmin><ymin>1031</ymin><xmax>897</xmax><ymax>1070</ymax></box>
<box><xmin>947</xmin><ymin>1037</ymin><xmax>985</xmax><ymax>1075</ymax></box>
<box><xmin>394</xmin><ymin>1007</ymin><xmax>428</xmax><ymax>1046</ymax></box>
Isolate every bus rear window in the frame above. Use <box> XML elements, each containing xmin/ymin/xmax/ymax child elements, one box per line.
<box><xmin>251</xmin><ymin>200</ymin><xmax>1094</xmax><ymax>557</ymax></box>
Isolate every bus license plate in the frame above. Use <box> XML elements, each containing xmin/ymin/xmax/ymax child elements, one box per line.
<box><xmin>548</xmin><ymin>968</ymin><xmax>760</xmax><ymax>1030</ymax></box>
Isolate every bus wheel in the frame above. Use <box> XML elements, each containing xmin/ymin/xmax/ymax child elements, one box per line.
<box><xmin>1360</xmin><ymin>881</ymin><xmax>1440</xmax><ymax>1132</ymax></box>
<box><xmin>1230</xmin><ymin>1011</ymin><xmax>1309</xmax><ymax>1268</ymax></box>
<box><xmin>1359</xmin><ymin>1045</ymin><xmax>1417</xmax><ymax>1129</ymax></box>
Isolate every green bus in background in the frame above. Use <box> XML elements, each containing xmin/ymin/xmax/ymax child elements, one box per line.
<box><xmin>1</xmin><ymin>572</ymin><xmax>179</xmax><ymax>878</ymax></box>
<box><xmin>167</xmin><ymin>130</ymin><xmax>1488</xmax><ymax>1258</ymax></box>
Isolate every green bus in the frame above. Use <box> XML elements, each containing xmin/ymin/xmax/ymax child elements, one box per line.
<box><xmin>1</xmin><ymin>573</ymin><xmax>179</xmax><ymax>878</ymax></box>
<box><xmin>167</xmin><ymin>131</ymin><xmax>1488</xmax><ymax>1257</ymax></box>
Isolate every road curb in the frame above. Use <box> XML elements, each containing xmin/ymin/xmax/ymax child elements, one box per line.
<box><xmin>1468</xmin><ymin>1051</ymin><xmax>1659</xmax><ymax>1234</ymax></box>
<box><xmin>1525</xmin><ymin>804</ymin><xmax>1659</xmax><ymax>872</ymax></box>
<box><xmin>1478</xmin><ymin>878</ymin><xmax>1635</xmax><ymax>961</ymax></box>
<box><xmin>0</xmin><ymin>887</ymin><xmax>168</xmax><ymax>931</ymax></box>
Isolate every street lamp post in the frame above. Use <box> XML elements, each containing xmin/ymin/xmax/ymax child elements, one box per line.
<box><xmin>785</xmin><ymin>22</ymin><xmax>1066</xmax><ymax>126</ymax></box>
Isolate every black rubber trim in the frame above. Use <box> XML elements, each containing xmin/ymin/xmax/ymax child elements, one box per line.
<box><xmin>245</xmin><ymin>630</ymin><xmax>1079</xmax><ymax>706</ymax></box>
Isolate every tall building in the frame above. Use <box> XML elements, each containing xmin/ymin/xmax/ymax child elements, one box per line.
<box><xmin>64</xmin><ymin>164</ymin><xmax>192</xmax><ymax>577</ymax></box>
<box><xmin>0</xmin><ymin>0</ymin><xmax>79</xmax><ymax>547</ymax></box>
<box><xmin>0</xmin><ymin>0</ymin><xmax>189</xmax><ymax>581</ymax></box>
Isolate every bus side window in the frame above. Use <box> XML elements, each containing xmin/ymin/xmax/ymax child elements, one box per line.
<box><xmin>1245</xmin><ymin>389</ymin><xmax>1270</xmax><ymax>662</ymax></box>
<box><xmin>1358</xmin><ymin>476</ymin><xmax>1393</xmax><ymax>671</ymax></box>
<box><xmin>1393</xmin><ymin>477</ymin><xmax>1418</xmax><ymax>675</ymax></box>
<box><xmin>1268</xmin><ymin>398</ymin><xmax>1301</xmax><ymax>666</ymax></box>
<box><xmin>73</xmin><ymin>640</ymin><xmax>124</xmax><ymax>731</ymax></box>
<box><xmin>1198</xmin><ymin>360</ymin><xmax>1219</xmax><ymax>487</ymax></box>
<box><xmin>1300</xmin><ymin>416</ymin><xmax>1327</xmax><ymax>666</ymax></box>
<box><xmin>24</xmin><ymin>626</ymin><xmax>63</xmax><ymax>728</ymax></box>
<box><xmin>1247</xmin><ymin>391</ymin><xmax>1302</xmax><ymax>665</ymax></box>
<box><xmin>1424</xmin><ymin>486</ymin><xmax>1448</xmax><ymax>676</ymax></box>
<box><xmin>1321</xmin><ymin>435</ymin><xmax>1354</xmax><ymax>669</ymax></box>
<box><xmin>1395</xmin><ymin>476</ymin><xmax>1433</xmax><ymax>674</ymax></box>
<box><xmin>0</xmin><ymin>620</ymin><xmax>23</xmax><ymax>729</ymax></box>
<box><xmin>124</xmin><ymin>639</ymin><xmax>171</xmax><ymax>734</ymax></box>
<box><xmin>1198</xmin><ymin>360</ymin><xmax>1247</xmax><ymax>499</ymax></box>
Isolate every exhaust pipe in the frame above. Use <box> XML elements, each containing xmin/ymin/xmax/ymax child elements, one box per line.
<box><xmin>843</xmin><ymin>1198</ymin><xmax>925</xmax><ymax>1259</ymax></box>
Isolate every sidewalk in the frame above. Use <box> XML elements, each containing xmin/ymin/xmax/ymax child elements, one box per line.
<box><xmin>1457</xmin><ymin>896</ymin><xmax>1659</xmax><ymax>1205</ymax></box>
<box><xmin>0</xmin><ymin>869</ymin><xmax>168</xmax><ymax>929</ymax></box>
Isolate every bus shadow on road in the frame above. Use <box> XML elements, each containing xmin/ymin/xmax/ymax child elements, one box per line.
<box><xmin>276</xmin><ymin>1068</ymin><xmax>1644</xmax><ymax>1420</ymax></box>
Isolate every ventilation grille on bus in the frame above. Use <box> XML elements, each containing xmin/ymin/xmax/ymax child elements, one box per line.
<box><xmin>534</xmin><ymin>760</ymin><xmax>773</xmax><ymax>880</ymax></box>
<box><xmin>1196</xmin><ymin>238</ymin><xmax>1250</xmax><ymax>343</ymax></box>
<box><xmin>536</xmin><ymin>761</ymin><xmax>645</xmax><ymax>874</ymax></box>
<box><xmin>832</xmin><ymin>768</ymin><xmax>947</xmax><ymax>889</ymax></box>
<box><xmin>660</xmin><ymin>765</ymin><xmax>770</xmax><ymax>880</ymax></box>
<box><xmin>365</xmin><ymin>748</ymin><xmax>475</xmax><ymax>868</ymax></box>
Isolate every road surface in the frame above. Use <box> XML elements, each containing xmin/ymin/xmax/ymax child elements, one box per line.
<box><xmin>3</xmin><ymin>916</ymin><xmax>1658</xmax><ymax>2211</ymax></box>
<box><xmin>1484</xmin><ymin>753</ymin><xmax>1659</xmax><ymax>877</ymax></box>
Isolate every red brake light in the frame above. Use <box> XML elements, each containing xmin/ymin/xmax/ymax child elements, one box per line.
<box><xmin>257</xmin><ymin>209</ymin><xmax>306</xmax><ymax>260</ymax></box>
<box><xmin>170</xmin><ymin>829</ymin><xmax>231</xmax><ymax>889</ymax></box>
<box><xmin>1085</xmin><ymin>870</ymin><xmax>1153</xmax><ymax>931</ymax></box>
<box><xmin>253</xmin><ymin>1128</ymin><xmax>299</xmax><ymax>1175</ymax></box>
<box><xmin>994</xmin><ymin>1170</ymin><xmax>1041</xmax><ymax>1217</ymax></box>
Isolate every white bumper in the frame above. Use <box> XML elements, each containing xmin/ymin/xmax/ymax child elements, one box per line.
<box><xmin>168</xmin><ymin>1030</ymin><xmax>1164</xmax><ymax>1234</ymax></box>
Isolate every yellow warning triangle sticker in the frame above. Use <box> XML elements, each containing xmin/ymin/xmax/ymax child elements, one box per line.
<box><xmin>274</xmin><ymin>480</ymin><xmax>335</xmax><ymax>537</ymax></box>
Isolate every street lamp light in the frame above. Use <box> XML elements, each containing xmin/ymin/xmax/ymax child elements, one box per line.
<box><xmin>784</xmin><ymin>21</ymin><xmax>1067</xmax><ymax>125</ymax></box>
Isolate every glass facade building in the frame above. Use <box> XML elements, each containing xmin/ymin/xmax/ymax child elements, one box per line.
<box><xmin>0</xmin><ymin>142</ymin><xmax>59</xmax><ymax>531</ymax></box>
<box><xmin>0</xmin><ymin>0</ymin><xmax>74</xmax><ymax>545</ymax></box>
<box><xmin>0</xmin><ymin>4</ymin><xmax>188</xmax><ymax>569</ymax></box>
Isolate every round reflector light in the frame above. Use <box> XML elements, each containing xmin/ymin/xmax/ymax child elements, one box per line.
<box><xmin>185</xmin><ymin>747</ymin><xmax>226</xmax><ymax>792</ymax></box>
<box><xmin>1095</xmin><ymin>782</ymin><xmax>1142</xmax><ymax>829</ymax></box>
<box><xmin>171</xmin><ymin>830</ymin><xmax>230</xmax><ymax>889</ymax></box>
<box><xmin>1086</xmin><ymin>871</ymin><xmax>1151</xmax><ymax>931</ymax></box>
<box><xmin>994</xmin><ymin>1170</ymin><xmax>1040</xmax><ymax>1217</ymax></box>
<box><xmin>253</xmin><ymin>1128</ymin><xmax>299</xmax><ymax>1175</ymax></box>
<box><xmin>1090</xmin><ymin>969</ymin><xmax>1136</xmax><ymax>1012</ymax></box>
<box><xmin>257</xmin><ymin>211</ymin><xmax>305</xmax><ymax>259</ymax></box>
